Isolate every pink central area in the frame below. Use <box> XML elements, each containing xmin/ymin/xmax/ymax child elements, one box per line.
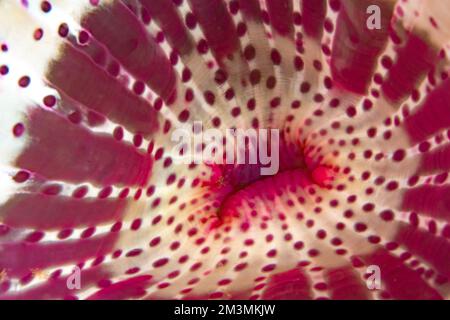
<box><xmin>201</xmin><ymin>135</ymin><xmax>335</xmax><ymax>227</ymax></box>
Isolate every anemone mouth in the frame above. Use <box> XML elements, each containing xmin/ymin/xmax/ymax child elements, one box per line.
<box><xmin>1</xmin><ymin>0</ymin><xmax>450</xmax><ymax>300</ymax></box>
<box><xmin>204</xmin><ymin>140</ymin><xmax>335</xmax><ymax>226</ymax></box>
<box><xmin>214</xmin><ymin>167</ymin><xmax>328</xmax><ymax>224</ymax></box>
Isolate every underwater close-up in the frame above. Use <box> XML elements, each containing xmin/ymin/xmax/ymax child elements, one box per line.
<box><xmin>0</xmin><ymin>0</ymin><xmax>449</xmax><ymax>300</ymax></box>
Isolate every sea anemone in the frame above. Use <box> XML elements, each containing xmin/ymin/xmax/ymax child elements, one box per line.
<box><xmin>0</xmin><ymin>0</ymin><xmax>449</xmax><ymax>300</ymax></box>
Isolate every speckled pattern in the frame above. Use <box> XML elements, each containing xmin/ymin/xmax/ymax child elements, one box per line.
<box><xmin>0</xmin><ymin>0</ymin><xmax>449</xmax><ymax>300</ymax></box>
